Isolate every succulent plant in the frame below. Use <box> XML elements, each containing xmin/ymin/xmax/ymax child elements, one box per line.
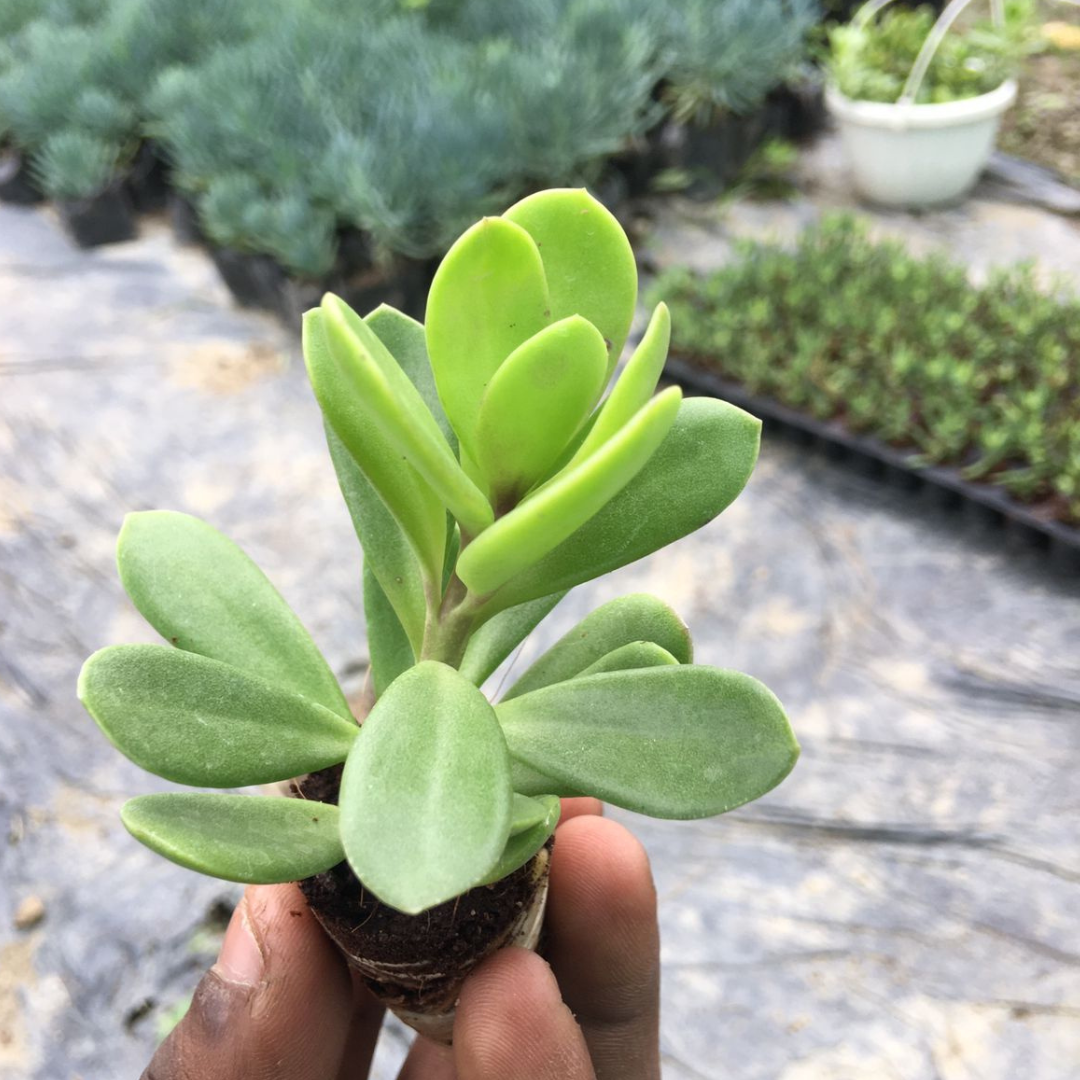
<box><xmin>79</xmin><ymin>188</ymin><xmax>799</xmax><ymax>1036</ymax></box>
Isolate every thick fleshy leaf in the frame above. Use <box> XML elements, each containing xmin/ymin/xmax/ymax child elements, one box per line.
<box><xmin>304</xmin><ymin>308</ymin><xmax>446</xmax><ymax>581</ymax></box>
<box><xmin>121</xmin><ymin>794</ymin><xmax>344</xmax><ymax>884</ymax></box>
<box><xmin>509</xmin><ymin>792</ymin><xmax>555</xmax><ymax>835</ymax></box>
<box><xmin>481</xmin><ymin>398</ymin><xmax>761</xmax><ymax>616</ymax></box>
<box><xmin>504</xmin><ymin>189</ymin><xmax>637</xmax><ymax>376</ymax></box>
<box><xmin>425</xmin><ymin>216</ymin><xmax>551</xmax><ymax>457</ymax></box>
<box><xmin>321</xmin><ymin>295</ymin><xmax>493</xmax><ymax>537</ymax></box>
<box><xmin>480</xmin><ymin>795</ymin><xmax>560</xmax><ymax>885</ymax></box>
<box><xmin>79</xmin><ymin>645</ymin><xmax>358</xmax><ymax>787</ymax></box>
<box><xmin>474</xmin><ymin>316</ymin><xmax>608</xmax><ymax>503</ymax></box>
<box><xmin>511</xmin><ymin>761</ymin><xmax>581</xmax><ymax>798</ymax></box>
<box><xmin>496</xmin><ymin>666</ymin><xmax>798</xmax><ymax>819</ymax></box>
<box><xmin>577</xmin><ymin>641</ymin><xmax>679</xmax><ymax>677</ymax></box>
<box><xmin>567</xmin><ymin>303</ymin><xmax>671</xmax><ymax>470</ymax></box>
<box><xmin>458</xmin><ymin>591</ymin><xmax>567</xmax><ymax>688</ymax></box>
<box><xmin>503</xmin><ymin>594</ymin><xmax>691</xmax><ymax>701</ymax></box>
<box><xmin>326</xmin><ymin>424</ymin><xmax>426</xmax><ymax>655</ymax></box>
<box><xmin>363</xmin><ymin>563</ymin><xmax>414</xmax><ymax>698</ymax></box>
<box><xmin>339</xmin><ymin>661</ymin><xmax>511</xmax><ymax>913</ymax></box>
<box><xmin>117</xmin><ymin>511</ymin><xmax>350</xmax><ymax>719</ymax></box>
<box><xmin>457</xmin><ymin>388</ymin><xmax>682</xmax><ymax>597</ymax></box>
<box><xmin>365</xmin><ymin>304</ymin><xmax>457</xmax><ymax>451</ymax></box>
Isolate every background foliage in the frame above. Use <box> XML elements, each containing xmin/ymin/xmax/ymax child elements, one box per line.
<box><xmin>0</xmin><ymin>0</ymin><xmax>816</xmax><ymax>268</ymax></box>
<box><xmin>651</xmin><ymin>215</ymin><xmax>1080</xmax><ymax>522</ymax></box>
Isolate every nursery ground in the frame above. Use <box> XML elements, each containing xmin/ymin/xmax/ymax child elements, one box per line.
<box><xmin>1</xmin><ymin>177</ymin><xmax>1079</xmax><ymax>1079</ymax></box>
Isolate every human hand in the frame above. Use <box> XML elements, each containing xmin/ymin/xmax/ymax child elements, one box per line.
<box><xmin>142</xmin><ymin>799</ymin><xmax>660</xmax><ymax>1080</ymax></box>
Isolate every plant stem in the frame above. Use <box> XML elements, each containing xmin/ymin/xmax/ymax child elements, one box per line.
<box><xmin>419</xmin><ymin>574</ymin><xmax>479</xmax><ymax>669</ymax></box>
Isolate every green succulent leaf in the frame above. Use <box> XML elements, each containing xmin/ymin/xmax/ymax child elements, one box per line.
<box><xmin>504</xmin><ymin>188</ymin><xmax>637</xmax><ymax>377</ymax></box>
<box><xmin>365</xmin><ymin>304</ymin><xmax>457</xmax><ymax>451</ymax></box>
<box><xmin>496</xmin><ymin>666</ymin><xmax>799</xmax><ymax>819</ymax></box>
<box><xmin>116</xmin><ymin>511</ymin><xmax>350</xmax><ymax>719</ymax></box>
<box><xmin>510</xmin><ymin>762</ymin><xmax>582</xmax><ymax>799</ymax></box>
<box><xmin>577</xmin><ymin>641</ymin><xmax>680</xmax><ymax>678</ymax></box>
<box><xmin>458</xmin><ymin>591</ymin><xmax>567</xmax><ymax>688</ymax></box>
<box><xmin>304</xmin><ymin>308</ymin><xmax>446</xmax><ymax>583</ymax></box>
<box><xmin>474</xmin><ymin>315</ymin><xmax>608</xmax><ymax>503</ymax></box>
<box><xmin>482</xmin><ymin>397</ymin><xmax>761</xmax><ymax>615</ymax></box>
<box><xmin>480</xmin><ymin>794</ymin><xmax>560</xmax><ymax>886</ymax></box>
<box><xmin>325</xmin><ymin>424</ymin><xmax>427</xmax><ymax>656</ymax></box>
<box><xmin>509</xmin><ymin>792</ymin><xmax>557</xmax><ymax>835</ymax></box>
<box><xmin>338</xmin><ymin>661</ymin><xmax>512</xmax><ymax>914</ymax></box>
<box><xmin>503</xmin><ymin>593</ymin><xmax>692</xmax><ymax>701</ymax></box>
<box><xmin>321</xmin><ymin>295</ymin><xmax>493</xmax><ymax>538</ymax></box>
<box><xmin>567</xmin><ymin>303</ymin><xmax>671</xmax><ymax>469</ymax></box>
<box><xmin>457</xmin><ymin>387</ymin><xmax>682</xmax><ymax>597</ymax></box>
<box><xmin>79</xmin><ymin>645</ymin><xmax>358</xmax><ymax>787</ymax></box>
<box><xmin>121</xmin><ymin>794</ymin><xmax>344</xmax><ymax>884</ymax></box>
<box><xmin>425</xmin><ymin>216</ymin><xmax>551</xmax><ymax>458</ymax></box>
<box><xmin>363</xmin><ymin>563</ymin><xmax>415</xmax><ymax>698</ymax></box>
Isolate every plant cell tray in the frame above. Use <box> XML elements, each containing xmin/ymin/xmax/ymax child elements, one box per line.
<box><xmin>664</xmin><ymin>356</ymin><xmax>1080</xmax><ymax>568</ymax></box>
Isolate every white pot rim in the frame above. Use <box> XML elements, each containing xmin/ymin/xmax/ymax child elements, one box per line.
<box><xmin>826</xmin><ymin>79</ymin><xmax>1017</xmax><ymax>130</ymax></box>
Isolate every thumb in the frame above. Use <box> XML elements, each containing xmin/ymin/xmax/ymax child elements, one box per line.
<box><xmin>143</xmin><ymin>884</ymin><xmax>355</xmax><ymax>1080</ymax></box>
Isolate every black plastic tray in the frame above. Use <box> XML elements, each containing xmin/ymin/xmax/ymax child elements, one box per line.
<box><xmin>664</xmin><ymin>356</ymin><xmax>1080</xmax><ymax>568</ymax></box>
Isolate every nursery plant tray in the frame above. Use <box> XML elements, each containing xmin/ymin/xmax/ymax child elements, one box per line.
<box><xmin>664</xmin><ymin>356</ymin><xmax>1080</xmax><ymax>566</ymax></box>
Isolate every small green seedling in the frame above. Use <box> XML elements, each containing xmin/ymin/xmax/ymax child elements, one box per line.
<box><xmin>79</xmin><ymin>188</ymin><xmax>799</xmax><ymax>916</ymax></box>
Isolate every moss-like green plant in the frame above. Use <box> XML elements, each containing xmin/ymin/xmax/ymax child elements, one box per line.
<box><xmin>826</xmin><ymin>0</ymin><xmax>1040</xmax><ymax>104</ymax></box>
<box><xmin>651</xmin><ymin>213</ymin><xmax>1080</xmax><ymax>523</ymax></box>
<box><xmin>79</xmin><ymin>189</ymin><xmax>799</xmax><ymax>915</ymax></box>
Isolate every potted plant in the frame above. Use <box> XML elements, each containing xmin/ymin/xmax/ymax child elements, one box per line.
<box><xmin>825</xmin><ymin>0</ymin><xmax>1039</xmax><ymax>207</ymax></box>
<box><xmin>78</xmin><ymin>188</ymin><xmax>800</xmax><ymax>1044</ymax></box>
<box><xmin>34</xmin><ymin>129</ymin><xmax>137</xmax><ymax>248</ymax></box>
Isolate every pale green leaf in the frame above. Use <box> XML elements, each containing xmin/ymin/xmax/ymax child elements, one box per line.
<box><xmin>496</xmin><ymin>666</ymin><xmax>798</xmax><ymax>819</ymax></box>
<box><xmin>577</xmin><ymin>641</ymin><xmax>679</xmax><ymax>677</ymax></box>
<box><xmin>325</xmin><ymin>424</ymin><xmax>426</xmax><ymax>655</ymax></box>
<box><xmin>364</xmin><ymin>304</ymin><xmax>456</xmax><ymax>451</ymax></box>
<box><xmin>457</xmin><ymin>388</ymin><xmax>681</xmax><ymax>597</ymax></box>
<box><xmin>121</xmin><ymin>794</ymin><xmax>344</xmax><ymax>884</ymax></box>
<box><xmin>481</xmin><ymin>398</ymin><xmax>761</xmax><ymax>615</ymax></box>
<box><xmin>567</xmin><ymin>303</ymin><xmax>671</xmax><ymax>469</ymax></box>
<box><xmin>79</xmin><ymin>645</ymin><xmax>358</xmax><ymax>787</ymax></box>
<box><xmin>503</xmin><ymin>593</ymin><xmax>692</xmax><ymax>701</ymax></box>
<box><xmin>509</xmin><ymin>792</ymin><xmax>555</xmax><ymax>835</ymax></box>
<box><xmin>458</xmin><ymin>591</ymin><xmax>567</xmax><ymax>688</ymax></box>
<box><xmin>425</xmin><ymin>216</ymin><xmax>551</xmax><ymax>458</ymax></box>
<box><xmin>504</xmin><ymin>188</ymin><xmax>637</xmax><ymax>377</ymax></box>
<box><xmin>474</xmin><ymin>315</ymin><xmax>608</xmax><ymax>504</ymax></box>
<box><xmin>480</xmin><ymin>795</ymin><xmax>560</xmax><ymax>885</ymax></box>
<box><xmin>304</xmin><ymin>308</ymin><xmax>446</xmax><ymax>581</ymax></box>
<box><xmin>117</xmin><ymin>511</ymin><xmax>350</xmax><ymax>719</ymax></box>
<box><xmin>510</xmin><ymin>761</ymin><xmax>582</xmax><ymax>798</ymax></box>
<box><xmin>363</xmin><ymin>563</ymin><xmax>415</xmax><ymax>698</ymax></box>
<box><xmin>339</xmin><ymin>661</ymin><xmax>511</xmax><ymax>913</ymax></box>
<box><xmin>322</xmin><ymin>295</ymin><xmax>493</xmax><ymax>537</ymax></box>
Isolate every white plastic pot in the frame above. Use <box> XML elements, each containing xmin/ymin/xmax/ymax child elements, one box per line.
<box><xmin>828</xmin><ymin>0</ymin><xmax>1018</xmax><ymax>208</ymax></box>
<box><xmin>826</xmin><ymin>79</ymin><xmax>1017</xmax><ymax>208</ymax></box>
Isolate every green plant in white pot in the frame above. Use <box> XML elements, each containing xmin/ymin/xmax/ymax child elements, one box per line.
<box><xmin>78</xmin><ymin>188</ymin><xmax>799</xmax><ymax>1043</ymax></box>
<box><xmin>825</xmin><ymin>0</ymin><xmax>1039</xmax><ymax>206</ymax></box>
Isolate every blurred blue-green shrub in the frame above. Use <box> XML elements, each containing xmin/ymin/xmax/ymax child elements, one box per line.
<box><xmin>0</xmin><ymin>0</ymin><xmax>817</xmax><ymax>270</ymax></box>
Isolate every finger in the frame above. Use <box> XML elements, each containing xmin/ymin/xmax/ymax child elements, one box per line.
<box><xmin>144</xmin><ymin>884</ymin><xmax>356</xmax><ymax>1080</ymax></box>
<box><xmin>544</xmin><ymin>816</ymin><xmax>660</xmax><ymax>1080</ymax></box>
<box><xmin>396</xmin><ymin>1035</ymin><xmax>456</xmax><ymax>1080</ymax></box>
<box><xmin>454</xmin><ymin>948</ymin><xmax>595</xmax><ymax>1080</ymax></box>
<box><xmin>335</xmin><ymin>973</ymin><xmax>388</xmax><ymax>1080</ymax></box>
<box><xmin>558</xmin><ymin>797</ymin><xmax>604</xmax><ymax>823</ymax></box>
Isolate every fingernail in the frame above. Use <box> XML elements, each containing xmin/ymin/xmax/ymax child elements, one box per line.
<box><xmin>214</xmin><ymin>893</ymin><xmax>265</xmax><ymax>988</ymax></box>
